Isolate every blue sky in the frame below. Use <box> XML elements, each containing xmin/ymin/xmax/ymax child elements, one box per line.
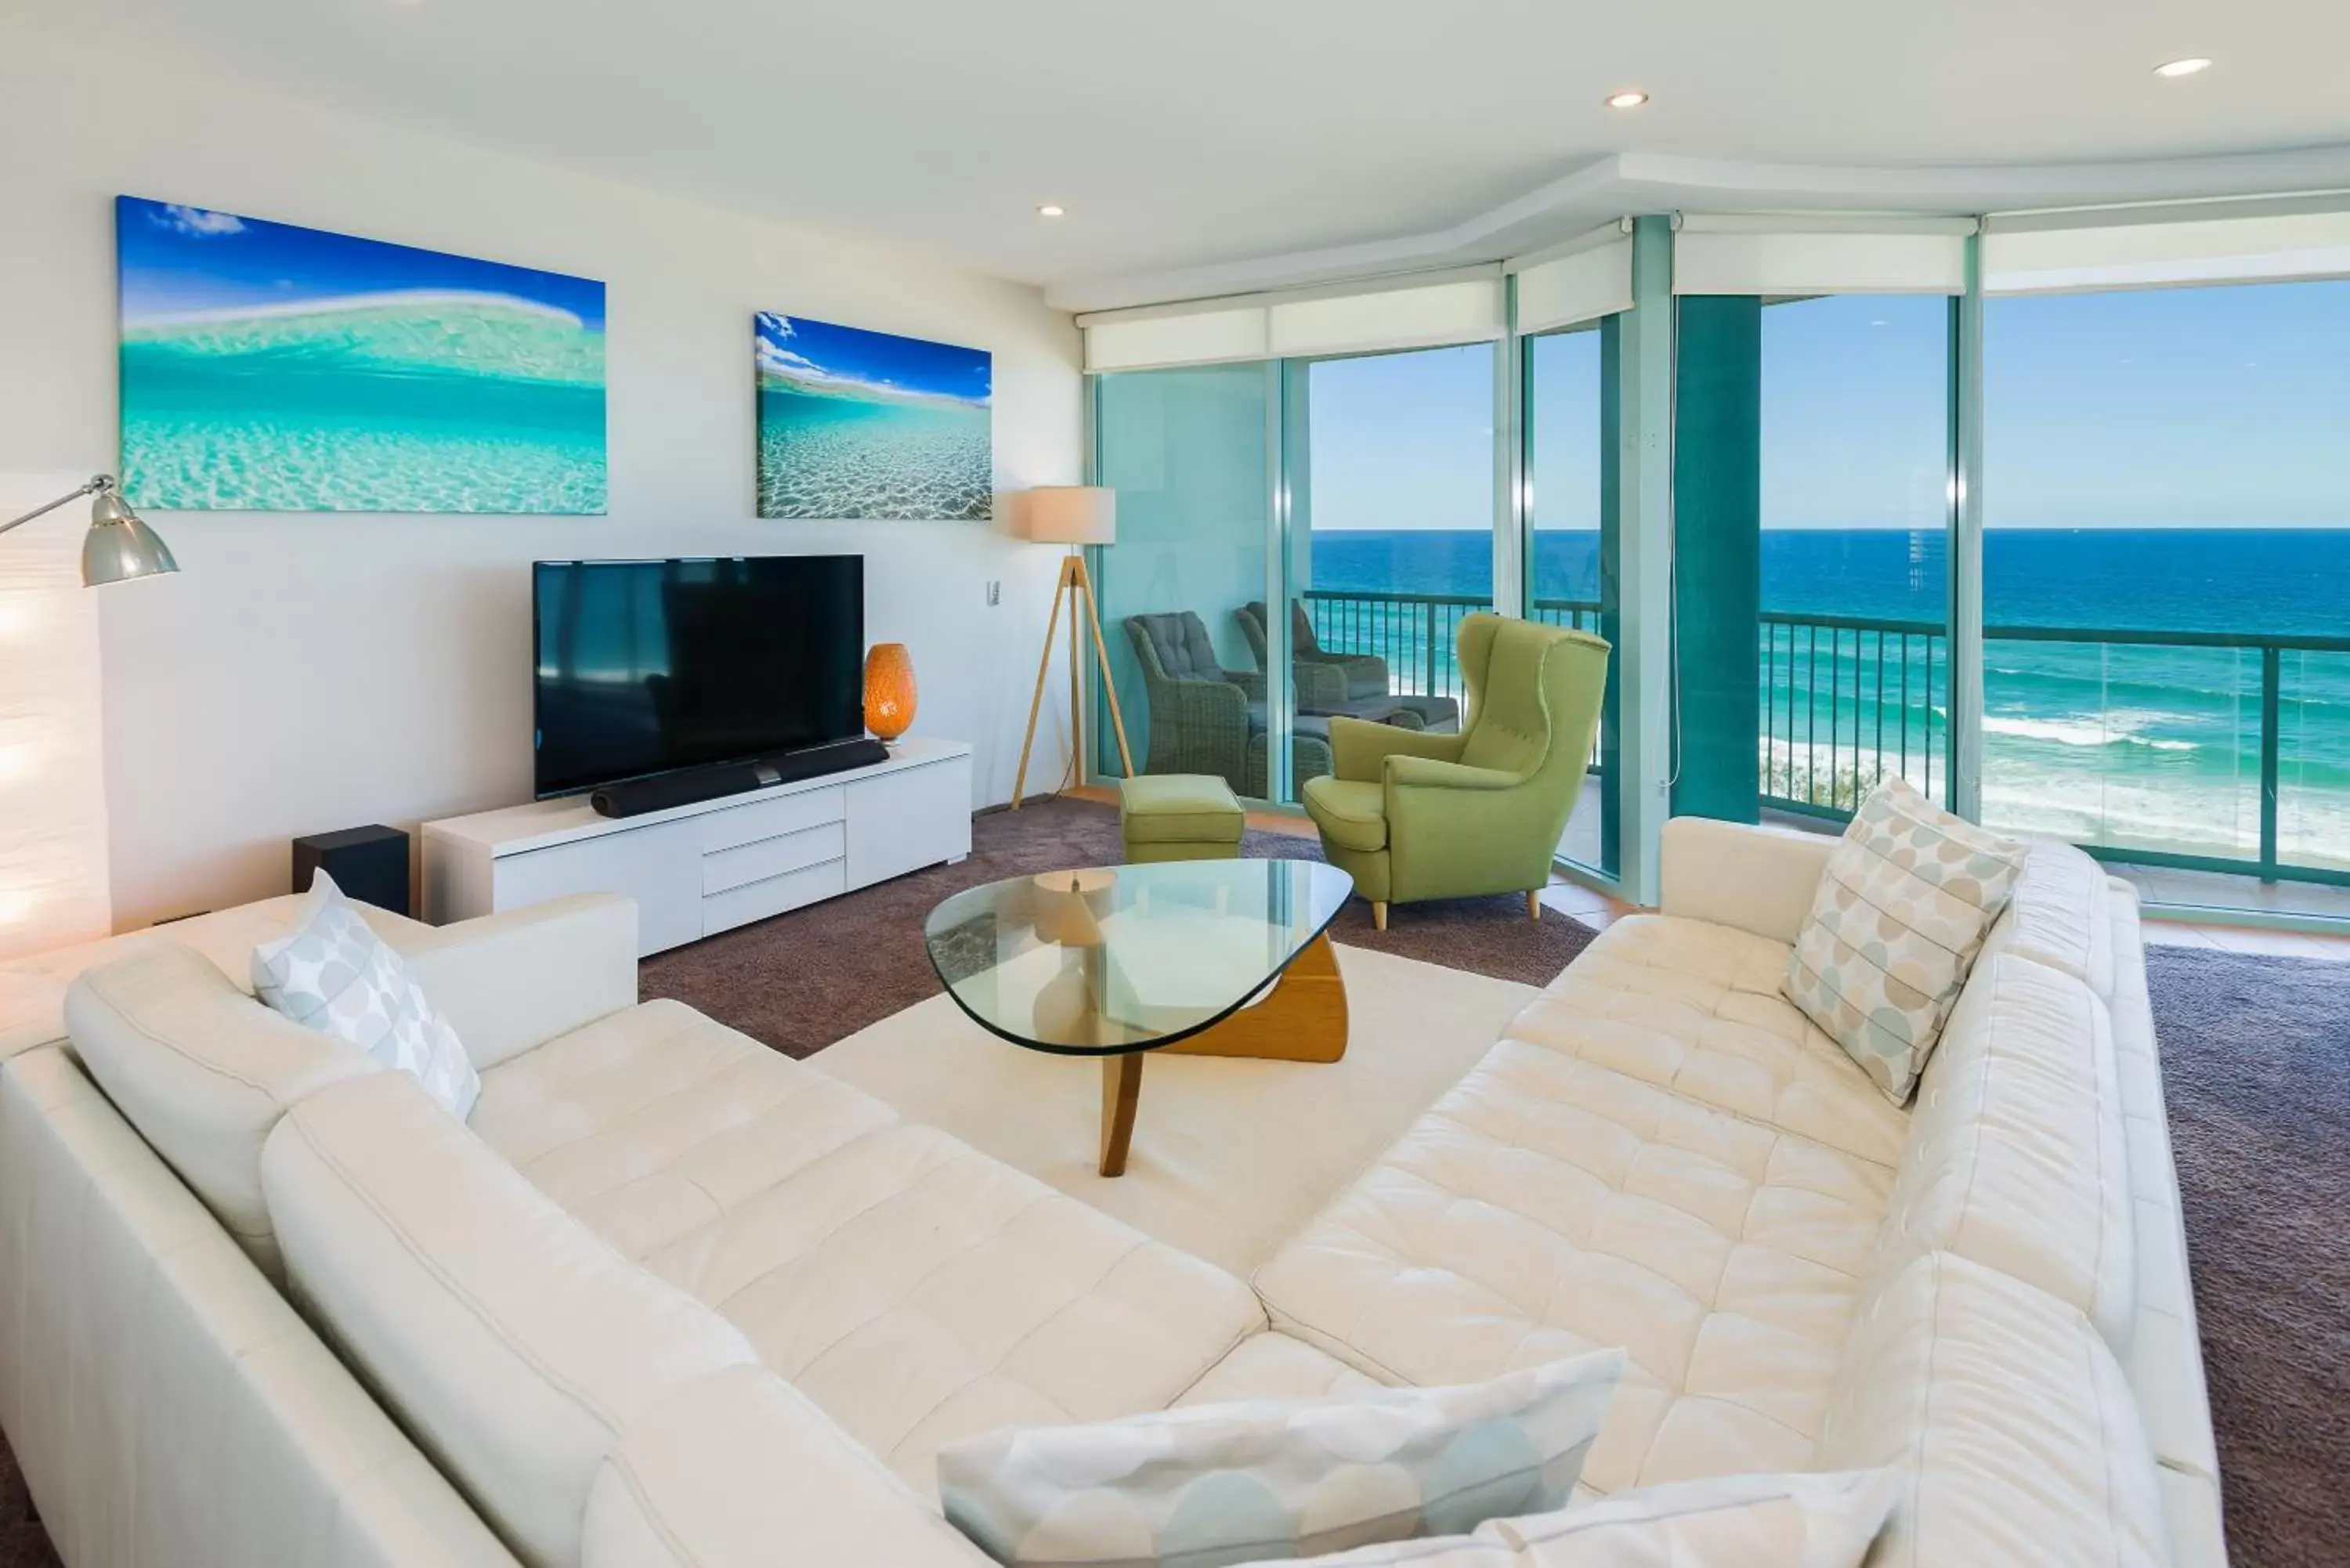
<box><xmin>754</xmin><ymin>312</ymin><xmax>991</xmax><ymax>404</ymax></box>
<box><xmin>115</xmin><ymin>196</ymin><xmax>606</xmax><ymax>328</ymax></box>
<box><xmin>1304</xmin><ymin>279</ymin><xmax>2350</xmax><ymax>531</ymax></box>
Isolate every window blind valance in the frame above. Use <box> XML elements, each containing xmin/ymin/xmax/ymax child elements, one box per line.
<box><xmin>1983</xmin><ymin>198</ymin><xmax>2350</xmax><ymax>294</ymax></box>
<box><xmin>1080</xmin><ymin>269</ymin><xmax>1504</xmax><ymax>374</ymax></box>
<box><xmin>1670</xmin><ymin>214</ymin><xmax>1976</xmax><ymax>297</ymax></box>
<box><xmin>1508</xmin><ymin>224</ymin><xmax>1634</xmax><ymax>334</ymax></box>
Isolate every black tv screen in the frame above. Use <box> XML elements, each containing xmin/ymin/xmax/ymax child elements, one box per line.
<box><xmin>533</xmin><ymin>556</ymin><xmax>865</xmax><ymax>799</ymax></box>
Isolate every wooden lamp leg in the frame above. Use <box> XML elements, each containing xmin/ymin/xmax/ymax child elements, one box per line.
<box><xmin>1072</xmin><ymin>557</ymin><xmax>1135</xmax><ymax>778</ymax></box>
<box><xmin>1010</xmin><ymin>561</ymin><xmax>1072</xmax><ymax>810</ymax></box>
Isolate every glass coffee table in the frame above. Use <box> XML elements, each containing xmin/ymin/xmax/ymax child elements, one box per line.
<box><xmin>922</xmin><ymin>859</ymin><xmax>1354</xmax><ymax>1176</ymax></box>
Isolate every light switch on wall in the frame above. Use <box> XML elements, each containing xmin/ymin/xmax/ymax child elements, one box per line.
<box><xmin>986</xmin><ymin>580</ymin><xmax>1001</xmax><ymax>606</ymax></box>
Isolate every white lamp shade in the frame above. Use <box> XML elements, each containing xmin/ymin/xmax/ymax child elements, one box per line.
<box><xmin>1021</xmin><ymin>486</ymin><xmax>1116</xmax><ymax>545</ymax></box>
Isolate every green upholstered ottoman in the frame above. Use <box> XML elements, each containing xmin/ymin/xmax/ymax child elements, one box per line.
<box><xmin>1119</xmin><ymin>774</ymin><xmax>1246</xmax><ymax>863</ymax></box>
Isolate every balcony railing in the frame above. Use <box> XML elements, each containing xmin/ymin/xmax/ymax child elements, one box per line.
<box><xmin>1768</xmin><ymin>612</ymin><xmax>2350</xmax><ymax>886</ymax></box>
<box><xmin>1303</xmin><ymin>589</ymin><xmax>2350</xmax><ymax>887</ymax></box>
<box><xmin>1301</xmin><ymin>589</ymin><xmax>1600</xmax><ymax>705</ymax></box>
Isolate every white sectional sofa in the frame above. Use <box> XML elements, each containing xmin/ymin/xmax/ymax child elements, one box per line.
<box><xmin>0</xmin><ymin>818</ymin><xmax>2222</xmax><ymax>1568</ymax></box>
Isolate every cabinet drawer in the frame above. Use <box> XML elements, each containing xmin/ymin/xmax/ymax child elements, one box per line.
<box><xmin>703</xmin><ymin>822</ymin><xmax>844</xmax><ymax>895</ymax></box>
<box><xmin>698</xmin><ymin>786</ymin><xmax>845</xmax><ymax>855</ymax></box>
<box><xmin>702</xmin><ymin>858</ymin><xmax>846</xmax><ymax>936</ymax></box>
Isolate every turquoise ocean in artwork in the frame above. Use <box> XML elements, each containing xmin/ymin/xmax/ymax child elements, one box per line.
<box><xmin>755</xmin><ymin>313</ymin><xmax>991</xmax><ymax>521</ymax></box>
<box><xmin>116</xmin><ymin>197</ymin><xmax>606</xmax><ymax>513</ymax></box>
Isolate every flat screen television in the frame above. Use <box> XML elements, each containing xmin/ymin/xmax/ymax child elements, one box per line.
<box><xmin>533</xmin><ymin>555</ymin><xmax>865</xmax><ymax>799</ymax></box>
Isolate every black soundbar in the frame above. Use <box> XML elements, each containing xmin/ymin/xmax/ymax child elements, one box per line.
<box><xmin>588</xmin><ymin>738</ymin><xmax>891</xmax><ymax>819</ymax></box>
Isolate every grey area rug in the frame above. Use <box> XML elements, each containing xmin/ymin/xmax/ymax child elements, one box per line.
<box><xmin>638</xmin><ymin>794</ymin><xmax>1598</xmax><ymax>1060</ymax></box>
<box><xmin>2146</xmin><ymin>943</ymin><xmax>2350</xmax><ymax>1567</ymax></box>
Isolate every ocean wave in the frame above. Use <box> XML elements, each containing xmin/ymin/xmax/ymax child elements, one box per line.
<box><xmin>1981</xmin><ymin>713</ymin><xmax>2198</xmax><ymax>752</ymax></box>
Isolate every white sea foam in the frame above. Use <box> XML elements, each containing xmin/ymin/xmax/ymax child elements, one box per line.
<box><xmin>128</xmin><ymin>290</ymin><xmax>585</xmax><ymax>331</ymax></box>
<box><xmin>1981</xmin><ymin>713</ymin><xmax>2198</xmax><ymax>752</ymax></box>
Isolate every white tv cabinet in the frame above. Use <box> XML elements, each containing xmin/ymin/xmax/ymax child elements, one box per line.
<box><xmin>421</xmin><ymin>737</ymin><xmax>973</xmax><ymax>956</ymax></box>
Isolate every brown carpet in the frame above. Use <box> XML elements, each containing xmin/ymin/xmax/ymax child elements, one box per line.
<box><xmin>0</xmin><ymin>1440</ymin><xmax>45</xmax><ymax>1568</ymax></box>
<box><xmin>2146</xmin><ymin>944</ymin><xmax>2350</xmax><ymax>1567</ymax></box>
<box><xmin>638</xmin><ymin>795</ymin><xmax>1598</xmax><ymax>1059</ymax></box>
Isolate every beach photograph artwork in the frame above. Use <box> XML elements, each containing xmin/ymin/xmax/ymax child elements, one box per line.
<box><xmin>754</xmin><ymin>313</ymin><xmax>992</xmax><ymax>521</ymax></box>
<box><xmin>115</xmin><ymin>196</ymin><xmax>607</xmax><ymax>513</ymax></box>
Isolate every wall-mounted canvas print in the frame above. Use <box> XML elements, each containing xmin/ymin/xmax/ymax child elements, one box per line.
<box><xmin>115</xmin><ymin>196</ymin><xmax>607</xmax><ymax>513</ymax></box>
<box><xmin>755</xmin><ymin>313</ymin><xmax>992</xmax><ymax>521</ymax></box>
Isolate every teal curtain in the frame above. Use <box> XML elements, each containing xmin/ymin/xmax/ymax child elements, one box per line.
<box><xmin>1671</xmin><ymin>296</ymin><xmax>1762</xmax><ymax>822</ymax></box>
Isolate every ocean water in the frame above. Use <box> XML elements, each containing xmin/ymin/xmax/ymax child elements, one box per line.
<box><xmin>120</xmin><ymin>296</ymin><xmax>606</xmax><ymax>513</ymax></box>
<box><xmin>1306</xmin><ymin>528</ymin><xmax>2350</xmax><ymax>870</ymax></box>
<box><xmin>756</xmin><ymin>385</ymin><xmax>991</xmax><ymax>522</ymax></box>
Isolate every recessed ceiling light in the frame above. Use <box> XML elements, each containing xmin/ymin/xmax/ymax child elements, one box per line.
<box><xmin>1036</xmin><ymin>204</ymin><xmax>1066</xmax><ymax>218</ymax></box>
<box><xmin>1604</xmin><ymin>90</ymin><xmax>1649</xmax><ymax>110</ymax></box>
<box><xmin>2153</xmin><ymin>57</ymin><xmax>2211</xmax><ymax>78</ymax></box>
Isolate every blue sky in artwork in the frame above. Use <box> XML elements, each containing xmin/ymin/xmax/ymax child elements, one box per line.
<box><xmin>115</xmin><ymin>195</ymin><xmax>606</xmax><ymax>329</ymax></box>
<box><xmin>1305</xmin><ymin>280</ymin><xmax>2350</xmax><ymax>532</ymax></box>
<box><xmin>755</xmin><ymin>312</ymin><xmax>992</xmax><ymax>405</ymax></box>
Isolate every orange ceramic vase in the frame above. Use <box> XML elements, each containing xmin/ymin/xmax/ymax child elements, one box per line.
<box><xmin>863</xmin><ymin>642</ymin><xmax>917</xmax><ymax>741</ymax></box>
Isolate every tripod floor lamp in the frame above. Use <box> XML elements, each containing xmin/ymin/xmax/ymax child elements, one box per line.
<box><xmin>1011</xmin><ymin>486</ymin><xmax>1132</xmax><ymax>808</ymax></box>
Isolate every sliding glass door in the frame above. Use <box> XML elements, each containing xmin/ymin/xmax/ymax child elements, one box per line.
<box><xmin>1983</xmin><ymin>277</ymin><xmax>2350</xmax><ymax>913</ymax></box>
<box><xmin>1285</xmin><ymin>343</ymin><xmax>1496</xmax><ymax>803</ymax></box>
<box><xmin>1090</xmin><ymin>365</ymin><xmax>1273</xmax><ymax>797</ymax></box>
<box><xmin>1760</xmin><ymin>294</ymin><xmax>1955</xmax><ymax>814</ymax></box>
<box><xmin>1525</xmin><ymin>319</ymin><xmax>1617</xmax><ymax>875</ymax></box>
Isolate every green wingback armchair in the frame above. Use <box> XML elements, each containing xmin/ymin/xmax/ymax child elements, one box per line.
<box><xmin>1302</xmin><ymin>612</ymin><xmax>1610</xmax><ymax>928</ymax></box>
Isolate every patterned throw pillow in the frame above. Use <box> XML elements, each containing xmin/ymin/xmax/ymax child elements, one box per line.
<box><xmin>251</xmin><ymin>873</ymin><xmax>479</xmax><ymax>1119</ymax></box>
<box><xmin>1238</xmin><ymin>1469</ymin><xmax>1898</xmax><ymax>1567</ymax></box>
<box><xmin>1784</xmin><ymin>776</ymin><xmax>2027</xmax><ymax>1104</ymax></box>
<box><xmin>937</xmin><ymin>1350</ymin><xmax>1623</xmax><ymax>1568</ymax></box>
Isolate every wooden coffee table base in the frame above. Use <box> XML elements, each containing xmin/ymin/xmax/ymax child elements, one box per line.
<box><xmin>1096</xmin><ymin>934</ymin><xmax>1350</xmax><ymax>1176</ymax></box>
<box><xmin>1099</xmin><ymin>1053</ymin><xmax>1145</xmax><ymax>1177</ymax></box>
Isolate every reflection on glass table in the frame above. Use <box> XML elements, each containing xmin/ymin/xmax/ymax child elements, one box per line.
<box><xmin>922</xmin><ymin>858</ymin><xmax>1354</xmax><ymax>1175</ymax></box>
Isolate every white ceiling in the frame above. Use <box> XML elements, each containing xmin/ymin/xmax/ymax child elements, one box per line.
<box><xmin>37</xmin><ymin>0</ymin><xmax>2350</xmax><ymax>309</ymax></box>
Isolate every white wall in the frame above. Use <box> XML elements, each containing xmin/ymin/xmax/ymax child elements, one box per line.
<box><xmin>0</xmin><ymin>27</ymin><xmax>1082</xmax><ymax>928</ymax></box>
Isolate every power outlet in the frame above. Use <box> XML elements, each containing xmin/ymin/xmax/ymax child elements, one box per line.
<box><xmin>986</xmin><ymin>580</ymin><xmax>1002</xmax><ymax>606</ymax></box>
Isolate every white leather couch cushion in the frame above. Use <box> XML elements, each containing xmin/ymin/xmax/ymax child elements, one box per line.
<box><xmin>2104</xmin><ymin>887</ymin><xmax>2225</xmax><ymax>1567</ymax></box>
<box><xmin>390</xmin><ymin>895</ymin><xmax>638</xmax><ymax>1073</ymax></box>
<box><xmin>581</xmin><ymin>1365</ymin><xmax>989</xmax><ymax>1568</ymax></box>
<box><xmin>1253</xmin><ymin>1039</ymin><xmax>1894</xmax><ymax>1496</ymax></box>
<box><xmin>465</xmin><ymin>999</ymin><xmax>900</xmax><ymax>1259</ymax></box>
<box><xmin>262</xmin><ymin>1071</ymin><xmax>761</xmax><ymax>1568</ymax></box>
<box><xmin>1175</xmin><ymin>1334</ymin><xmax>1385</xmax><ymax>1407</ymax></box>
<box><xmin>1217</xmin><ymin>1470</ymin><xmax>1899</xmax><ymax>1568</ymax></box>
<box><xmin>1814</xmin><ymin>1252</ymin><xmax>2171</xmax><ymax>1568</ymax></box>
<box><xmin>1871</xmin><ymin>953</ymin><xmax>2136</xmax><ymax>1346</ymax></box>
<box><xmin>2</xmin><ymin>893</ymin><xmax>427</xmax><ymax>1062</ymax></box>
<box><xmin>469</xmin><ymin>1001</ymin><xmax>1267</xmax><ymax>1491</ymax></box>
<box><xmin>1979</xmin><ymin>839</ymin><xmax>2117</xmax><ymax>999</ymax></box>
<box><xmin>1504</xmin><ymin>916</ymin><xmax>1908</xmax><ymax>1167</ymax></box>
<box><xmin>0</xmin><ymin>1047</ymin><xmax>521</xmax><ymax>1568</ymax></box>
<box><xmin>63</xmin><ymin>942</ymin><xmax>381</xmax><ymax>1277</ymax></box>
<box><xmin>1657</xmin><ymin>816</ymin><xmax>1835</xmax><ymax>946</ymax></box>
